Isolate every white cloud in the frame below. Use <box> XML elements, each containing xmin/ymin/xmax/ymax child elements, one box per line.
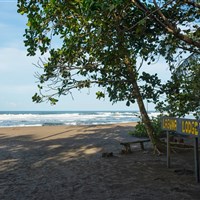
<box><xmin>8</xmin><ymin>102</ymin><xmax>18</xmax><ymax>108</ymax></box>
<box><xmin>0</xmin><ymin>84</ymin><xmax>36</xmax><ymax>93</ymax></box>
<box><xmin>0</xmin><ymin>46</ymin><xmax>50</xmax><ymax>80</ymax></box>
<box><xmin>0</xmin><ymin>22</ymin><xmax>8</xmax><ymax>29</ymax></box>
<box><xmin>0</xmin><ymin>47</ymin><xmax>32</xmax><ymax>71</ymax></box>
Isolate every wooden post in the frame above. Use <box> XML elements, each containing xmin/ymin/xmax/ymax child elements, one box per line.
<box><xmin>194</xmin><ymin>137</ymin><xmax>199</xmax><ymax>183</ymax></box>
<box><xmin>167</xmin><ymin>131</ymin><xmax>170</xmax><ymax>168</ymax></box>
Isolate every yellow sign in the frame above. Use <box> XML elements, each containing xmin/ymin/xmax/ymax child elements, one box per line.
<box><xmin>162</xmin><ymin>118</ymin><xmax>177</xmax><ymax>131</ymax></box>
<box><xmin>162</xmin><ymin>117</ymin><xmax>199</xmax><ymax>136</ymax></box>
<box><xmin>182</xmin><ymin>120</ymin><xmax>199</xmax><ymax>136</ymax></box>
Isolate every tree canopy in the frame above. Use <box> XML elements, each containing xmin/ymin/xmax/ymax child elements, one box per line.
<box><xmin>17</xmin><ymin>0</ymin><xmax>199</xmax><ymax>105</ymax></box>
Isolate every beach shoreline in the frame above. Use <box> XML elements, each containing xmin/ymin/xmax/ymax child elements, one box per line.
<box><xmin>0</xmin><ymin>123</ymin><xmax>199</xmax><ymax>199</ymax></box>
<box><xmin>0</xmin><ymin>110</ymin><xmax>143</xmax><ymax>127</ymax></box>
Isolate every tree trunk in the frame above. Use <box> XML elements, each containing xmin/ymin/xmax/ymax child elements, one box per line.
<box><xmin>125</xmin><ymin>56</ymin><xmax>164</xmax><ymax>154</ymax></box>
<box><xmin>132</xmin><ymin>78</ymin><xmax>164</xmax><ymax>154</ymax></box>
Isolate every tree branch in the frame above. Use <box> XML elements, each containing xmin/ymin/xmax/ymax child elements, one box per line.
<box><xmin>183</xmin><ymin>0</ymin><xmax>200</xmax><ymax>8</ymax></box>
<box><xmin>132</xmin><ymin>0</ymin><xmax>200</xmax><ymax>48</ymax></box>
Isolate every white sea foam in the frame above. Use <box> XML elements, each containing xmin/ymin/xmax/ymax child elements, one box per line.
<box><xmin>0</xmin><ymin>113</ymin><xmax>81</xmax><ymax>121</ymax></box>
<box><xmin>148</xmin><ymin>112</ymin><xmax>162</xmax><ymax>118</ymax></box>
<box><xmin>0</xmin><ymin>111</ymin><xmax>166</xmax><ymax>127</ymax></box>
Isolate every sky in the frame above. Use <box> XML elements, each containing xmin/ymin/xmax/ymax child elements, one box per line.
<box><xmin>0</xmin><ymin>1</ymin><xmax>170</xmax><ymax>111</ymax></box>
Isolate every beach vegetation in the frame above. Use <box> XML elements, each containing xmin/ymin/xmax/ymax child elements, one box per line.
<box><xmin>17</xmin><ymin>0</ymin><xmax>200</xmax><ymax>153</ymax></box>
<box><xmin>129</xmin><ymin>116</ymin><xmax>164</xmax><ymax>138</ymax></box>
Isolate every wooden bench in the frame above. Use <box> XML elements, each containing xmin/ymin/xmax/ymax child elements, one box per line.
<box><xmin>120</xmin><ymin>139</ymin><xmax>150</xmax><ymax>153</ymax></box>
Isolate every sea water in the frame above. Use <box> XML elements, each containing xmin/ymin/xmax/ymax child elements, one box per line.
<box><xmin>0</xmin><ymin>111</ymin><xmax>160</xmax><ymax>127</ymax></box>
<box><xmin>0</xmin><ymin>111</ymin><xmax>195</xmax><ymax>127</ymax></box>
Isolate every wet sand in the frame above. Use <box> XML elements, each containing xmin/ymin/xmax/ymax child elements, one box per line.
<box><xmin>0</xmin><ymin>123</ymin><xmax>199</xmax><ymax>200</ymax></box>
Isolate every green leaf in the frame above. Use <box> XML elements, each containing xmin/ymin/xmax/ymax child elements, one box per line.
<box><xmin>96</xmin><ymin>91</ymin><xmax>105</xmax><ymax>99</ymax></box>
<box><xmin>26</xmin><ymin>21</ymin><xmax>31</xmax><ymax>27</ymax></box>
<box><xmin>126</xmin><ymin>101</ymin><xmax>130</xmax><ymax>107</ymax></box>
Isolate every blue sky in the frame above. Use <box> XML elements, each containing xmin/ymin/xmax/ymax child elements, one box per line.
<box><xmin>0</xmin><ymin>1</ymin><xmax>170</xmax><ymax>111</ymax></box>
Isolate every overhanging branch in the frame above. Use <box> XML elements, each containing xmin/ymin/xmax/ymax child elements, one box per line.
<box><xmin>183</xmin><ymin>0</ymin><xmax>200</xmax><ymax>8</ymax></box>
<box><xmin>132</xmin><ymin>0</ymin><xmax>200</xmax><ymax>48</ymax></box>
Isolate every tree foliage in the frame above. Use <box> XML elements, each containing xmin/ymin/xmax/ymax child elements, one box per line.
<box><xmin>17</xmin><ymin>0</ymin><xmax>200</xmax><ymax>104</ymax></box>
<box><xmin>157</xmin><ymin>53</ymin><xmax>200</xmax><ymax>119</ymax></box>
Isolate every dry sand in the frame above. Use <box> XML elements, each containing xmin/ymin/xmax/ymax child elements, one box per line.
<box><xmin>0</xmin><ymin>123</ymin><xmax>200</xmax><ymax>200</ymax></box>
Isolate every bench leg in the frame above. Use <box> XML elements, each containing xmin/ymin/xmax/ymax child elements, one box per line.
<box><xmin>140</xmin><ymin>142</ymin><xmax>145</xmax><ymax>150</ymax></box>
<box><xmin>125</xmin><ymin>144</ymin><xmax>132</xmax><ymax>153</ymax></box>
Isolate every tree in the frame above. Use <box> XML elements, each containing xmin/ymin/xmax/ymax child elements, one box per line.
<box><xmin>17</xmin><ymin>0</ymin><xmax>200</xmax><ymax>153</ymax></box>
<box><xmin>156</xmin><ymin>53</ymin><xmax>200</xmax><ymax>119</ymax></box>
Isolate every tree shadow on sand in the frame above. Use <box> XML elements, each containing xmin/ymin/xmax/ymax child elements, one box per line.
<box><xmin>0</xmin><ymin>124</ymin><xmax>200</xmax><ymax>200</ymax></box>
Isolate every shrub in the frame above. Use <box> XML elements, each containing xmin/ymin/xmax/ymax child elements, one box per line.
<box><xmin>129</xmin><ymin>116</ymin><xmax>164</xmax><ymax>138</ymax></box>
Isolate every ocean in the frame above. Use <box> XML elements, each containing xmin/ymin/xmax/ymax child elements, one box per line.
<box><xmin>0</xmin><ymin>111</ymin><xmax>160</xmax><ymax>127</ymax></box>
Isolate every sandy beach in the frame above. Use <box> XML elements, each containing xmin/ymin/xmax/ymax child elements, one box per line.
<box><xmin>0</xmin><ymin>123</ymin><xmax>200</xmax><ymax>200</ymax></box>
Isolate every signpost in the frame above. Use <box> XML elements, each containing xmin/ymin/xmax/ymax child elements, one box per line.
<box><xmin>161</xmin><ymin>117</ymin><xmax>200</xmax><ymax>183</ymax></box>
